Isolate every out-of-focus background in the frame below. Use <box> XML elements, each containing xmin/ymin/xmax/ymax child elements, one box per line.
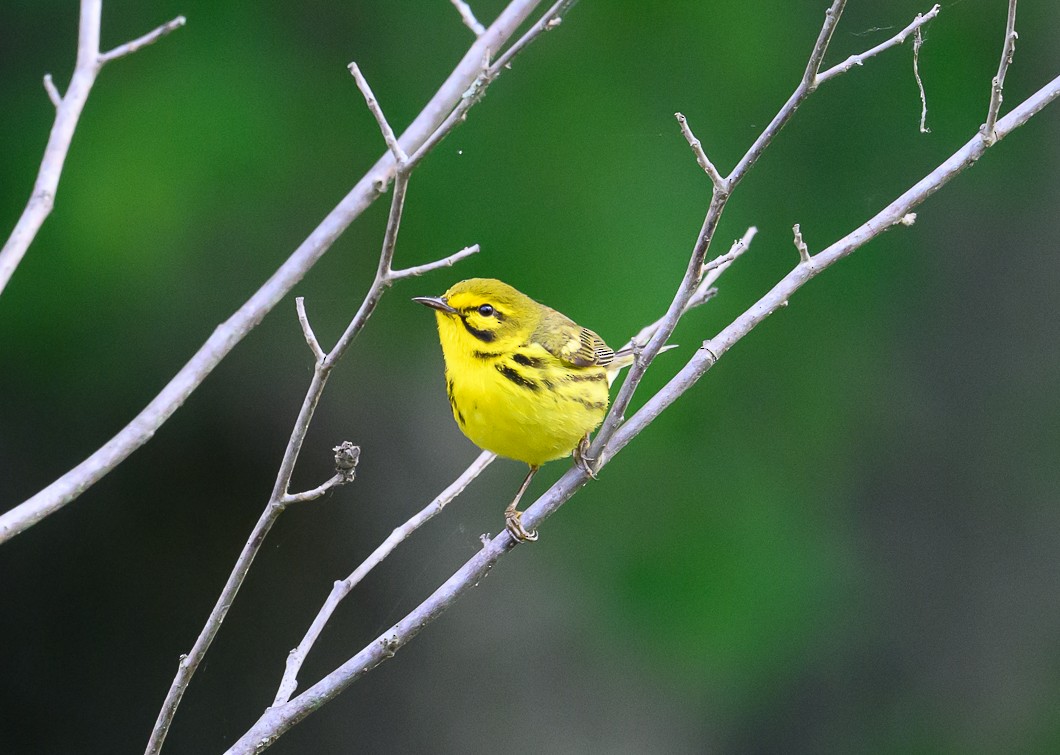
<box><xmin>2</xmin><ymin>1</ymin><xmax>1059</xmax><ymax>752</ymax></box>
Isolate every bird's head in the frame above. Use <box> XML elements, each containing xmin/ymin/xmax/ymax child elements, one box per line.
<box><xmin>413</xmin><ymin>278</ymin><xmax>539</xmax><ymax>351</ymax></box>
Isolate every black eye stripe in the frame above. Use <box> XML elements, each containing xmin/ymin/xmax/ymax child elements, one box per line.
<box><xmin>459</xmin><ymin>316</ymin><xmax>496</xmax><ymax>342</ymax></box>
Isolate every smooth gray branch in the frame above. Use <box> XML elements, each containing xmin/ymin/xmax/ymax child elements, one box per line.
<box><xmin>98</xmin><ymin>15</ymin><xmax>186</xmax><ymax>64</ymax></box>
<box><xmin>0</xmin><ymin>4</ymin><xmax>185</xmax><ymax>297</ymax></box>
<box><xmin>0</xmin><ymin>0</ymin><xmax>553</xmax><ymax>545</ymax></box>
<box><xmin>816</xmin><ymin>4</ymin><xmax>940</xmax><ymax>84</ymax></box>
<box><xmin>594</xmin><ymin>0</ymin><xmax>853</xmax><ymax>457</ymax></box>
<box><xmin>272</xmin><ymin>450</ymin><xmax>495</xmax><ymax>706</ymax></box>
<box><xmin>296</xmin><ymin>297</ymin><xmax>325</xmax><ymax>362</ymax></box>
<box><xmin>348</xmin><ymin>62</ymin><xmax>408</xmax><ymax>165</ymax></box>
<box><xmin>450</xmin><ymin>0</ymin><xmax>487</xmax><ymax>36</ymax></box>
<box><xmin>627</xmin><ymin>228</ymin><xmax>756</xmax><ymax>351</ymax></box>
<box><xmin>675</xmin><ymin>113</ymin><xmax>727</xmax><ymax>192</ymax></box>
<box><xmin>390</xmin><ymin>244</ymin><xmax>481</xmax><ymax>280</ymax></box>
<box><xmin>141</xmin><ymin>0</ymin><xmax>567</xmax><ymax>747</ymax></box>
<box><xmin>983</xmin><ymin>0</ymin><xmax>1018</xmax><ymax>144</ymax></box>
<box><xmin>223</xmin><ymin>61</ymin><xmax>1060</xmax><ymax>755</ymax></box>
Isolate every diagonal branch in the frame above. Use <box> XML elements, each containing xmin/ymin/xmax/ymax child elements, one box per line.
<box><xmin>982</xmin><ymin>0</ymin><xmax>1018</xmax><ymax>144</ymax></box>
<box><xmin>225</xmin><ymin>70</ymin><xmax>1060</xmax><ymax>755</ymax></box>
<box><xmin>0</xmin><ymin>0</ymin><xmax>566</xmax><ymax>546</ymax></box>
<box><xmin>816</xmin><ymin>4</ymin><xmax>939</xmax><ymax>85</ymax></box>
<box><xmin>272</xmin><ymin>450</ymin><xmax>495</xmax><ymax>706</ymax></box>
<box><xmin>450</xmin><ymin>0</ymin><xmax>487</xmax><ymax>36</ymax></box>
<box><xmin>0</xmin><ymin>3</ymin><xmax>185</xmax><ymax>297</ymax></box>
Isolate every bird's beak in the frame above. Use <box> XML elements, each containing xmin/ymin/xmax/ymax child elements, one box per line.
<box><xmin>412</xmin><ymin>295</ymin><xmax>458</xmax><ymax>315</ymax></box>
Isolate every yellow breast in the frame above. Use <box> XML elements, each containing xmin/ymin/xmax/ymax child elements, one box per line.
<box><xmin>443</xmin><ymin>346</ymin><xmax>609</xmax><ymax>467</ymax></box>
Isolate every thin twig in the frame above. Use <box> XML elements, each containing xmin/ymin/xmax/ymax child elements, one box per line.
<box><xmin>594</xmin><ymin>0</ymin><xmax>849</xmax><ymax>458</ymax></box>
<box><xmin>627</xmin><ymin>228</ymin><xmax>757</xmax><ymax>351</ymax></box>
<box><xmin>817</xmin><ymin>4</ymin><xmax>940</xmax><ymax>84</ymax></box>
<box><xmin>42</xmin><ymin>74</ymin><xmax>62</xmax><ymax>107</ymax></box>
<box><xmin>1</xmin><ymin>0</ymin><xmax>556</xmax><ymax>545</ymax></box>
<box><xmin>296</xmin><ymin>297</ymin><xmax>325</xmax><ymax>363</ymax></box>
<box><xmin>983</xmin><ymin>0</ymin><xmax>1018</xmax><ymax>144</ymax></box>
<box><xmin>349</xmin><ymin>62</ymin><xmax>408</xmax><ymax>164</ymax></box>
<box><xmin>675</xmin><ymin>113</ymin><xmax>727</xmax><ymax>192</ymax></box>
<box><xmin>273</xmin><ymin>450</ymin><xmax>495</xmax><ymax>706</ymax></box>
<box><xmin>450</xmin><ymin>0</ymin><xmax>487</xmax><ymax>36</ymax></box>
<box><xmin>407</xmin><ymin>0</ymin><xmax>575</xmax><ymax>170</ymax></box>
<box><xmin>913</xmin><ymin>26</ymin><xmax>931</xmax><ymax>133</ymax></box>
<box><xmin>792</xmin><ymin>224</ymin><xmax>811</xmax><ymax>263</ymax></box>
<box><xmin>143</xmin><ymin>2</ymin><xmax>531</xmax><ymax>744</ymax></box>
<box><xmin>0</xmin><ymin>5</ymin><xmax>185</xmax><ymax>298</ymax></box>
<box><xmin>281</xmin><ymin>473</ymin><xmax>347</xmax><ymax>505</ymax></box>
<box><xmin>390</xmin><ymin>244</ymin><xmax>480</xmax><ymax>280</ymax></box>
<box><xmin>98</xmin><ymin>15</ymin><xmax>186</xmax><ymax>65</ymax></box>
<box><xmin>224</xmin><ymin>62</ymin><xmax>1060</xmax><ymax>755</ymax></box>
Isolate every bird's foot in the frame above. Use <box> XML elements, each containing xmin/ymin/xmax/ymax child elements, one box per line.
<box><xmin>504</xmin><ymin>509</ymin><xmax>539</xmax><ymax>543</ymax></box>
<box><xmin>573</xmin><ymin>435</ymin><xmax>598</xmax><ymax>480</ymax></box>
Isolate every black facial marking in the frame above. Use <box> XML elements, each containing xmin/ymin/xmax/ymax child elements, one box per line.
<box><xmin>460</xmin><ymin>317</ymin><xmax>496</xmax><ymax>342</ymax></box>
<box><xmin>496</xmin><ymin>364</ymin><xmax>538</xmax><ymax>391</ymax></box>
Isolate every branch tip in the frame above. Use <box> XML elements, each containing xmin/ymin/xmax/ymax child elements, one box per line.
<box><xmin>43</xmin><ymin>74</ymin><xmax>62</xmax><ymax>107</ymax></box>
<box><xmin>98</xmin><ymin>15</ymin><xmax>186</xmax><ymax>65</ymax></box>
<box><xmin>675</xmin><ymin>112</ymin><xmax>726</xmax><ymax>190</ymax></box>
<box><xmin>349</xmin><ymin>62</ymin><xmax>409</xmax><ymax>165</ymax></box>
<box><xmin>450</xmin><ymin>0</ymin><xmax>487</xmax><ymax>37</ymax></box>
<box><xmin>295</xmin><ymin>297</ymin><xmax>325</xmax><ymax>362</ymax></box>
<box><xmin>792</xmin><ymin>224</ymin><xmax>811</xmax><ymax>263</ymax></box>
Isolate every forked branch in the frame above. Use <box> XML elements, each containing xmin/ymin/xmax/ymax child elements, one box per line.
<box><xmin>0</xmin><ymin>3</ymin><xmax>185</xmax><ymax>297</ymax></box>
<box><xmin>1</xmin><ymin>0</ymin><xmax>559</xmax><ymax>546</ymax></box>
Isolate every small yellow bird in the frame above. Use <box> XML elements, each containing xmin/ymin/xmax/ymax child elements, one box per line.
<box><xmin>414</xmin><ymin>278</ymin><xmax>630</xmax><ymax>542</ymax></box>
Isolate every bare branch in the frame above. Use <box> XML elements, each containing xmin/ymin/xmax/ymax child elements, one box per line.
<box><xmin>627</xmin><ymin>228</ymin><xmax>757</xmax><ymax>351</ymax></box>
<box><xmin>675</xmin><ymin>113</ymin><xmax>727</xmax><ymax>192</ymax></box>
<box><xmin>98</xmin><ymin>15</ymin><xmax>186</xmax><ymax>65</ymax></box>
<box><xmin>817</xmin><ymin>4</ymin><xmax>940</xmax><ymax>84</ymax></box>
<box><xmin>42</xmin><ymin>74</ymin><xmax>62</xmax><ymax>107</ymax></box>
<box><xmin>803</xmin><ymin>0</ymin><xmax>847</xmax><ymax>84</ymax></box>
<box><xmin>792</xmin><ymin>224</ymin><xmax>811</xmax><ymax>263</ymax></box>
<box><xmin>595</xmin><ymin>1</ymin><xmax>853</xmax><ymax>453</ymax></box>
<box><xmin>272</xmin><ymin>450</ymin><xmax>495</xmax><ymax>706</ymax></box>
<box><xmin>390</xmin><ymin>244</ymin><xmax>481</xmax><ymax>280</ymax></box>
<box><xmin>0</xmin><ymin>6</ymin><xmax>185</xmax><ymax>298</ymax></box>
<box><xmin>450</xmin><ymin>0</ymin><xmax>487</xmax><ymax>36</ymax></box>
<box><xmin>296</xmin><ymin>297</ymin><xmax>325</xmax><ymax>363</ymax></box>
<box><xmin>983</xmin><ymin>0</ymin><xmax>1018</xmax><ymax>144</ymax></box>
<box><xmin>349</xmin><ymin>62</ymin><xmax>409</xmax><ymax>165</ymax></box>
<box><xmin>141</xmin><ymin>3</ymin><xmax>573</xmax><ymax>748</ymax></box>
<box><xmin>1</xmin><ymin>0</ymin><xmax>558</xmax><ymax>545</ymax></box>
<box><xmin>224</xmin><ymin>28</ymin><xmax>1060</xmax><ymax>755</ymax></box>
<box><xmin>281</xmin><ymin>473</ymin><xmax>347</xmax><ymax>506</ymax></box>
<box><xmin>913</xmin><ymin>26</ymin><xmax>931</xmax><ymax>133</ymax></box>
<box><xmin>492</xmin><ymin>0</ymin><xmax>574</xmax><ymax>72</ymax></box>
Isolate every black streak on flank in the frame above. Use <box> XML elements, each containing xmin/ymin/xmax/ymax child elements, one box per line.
<box><xmin>473</xmin><ymin>350</ymin><xmax>504</xmax><ymax>360</ymax></box>
<box><xmin>460</xmin><ymin>317</ymin><xmax>496</xmax><ymax>343</ymax></box>
<box><xmin>512</xmin><ymin>353</ymin><xmax>542</xmax><ymax>368</ymax></box>
<box><xmin>496</xmin><ymin>364</ymin><xmax>538</xmax><ymax>391</ymax></box>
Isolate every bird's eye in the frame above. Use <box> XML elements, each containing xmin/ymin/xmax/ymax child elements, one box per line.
<box><xmin>477</xmin><ymin>304</ymin><xmax>495</xmax><ymax>317</ymax></box>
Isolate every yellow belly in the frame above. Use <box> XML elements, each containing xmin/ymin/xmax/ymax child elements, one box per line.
<box><xmin>445</xmin><ymin>361</ymin><xmax>609</xmax><ymax>467</ymax></box>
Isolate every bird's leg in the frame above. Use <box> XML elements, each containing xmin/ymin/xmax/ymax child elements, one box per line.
<box><xmin>505</xmin><ymin>465</ymin><xmax>540</xmax><ymax>543</ymax></box>
<box><xmin>573</xmin><ymin>433</ymin><xmax>598</xmax><ymax>480</ymax></box>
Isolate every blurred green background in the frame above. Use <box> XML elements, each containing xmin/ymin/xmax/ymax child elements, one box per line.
<box><xmin>2</xmin><ymin>1</ymin><xmax>1059</xmax><ymax>752</ymax></box>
